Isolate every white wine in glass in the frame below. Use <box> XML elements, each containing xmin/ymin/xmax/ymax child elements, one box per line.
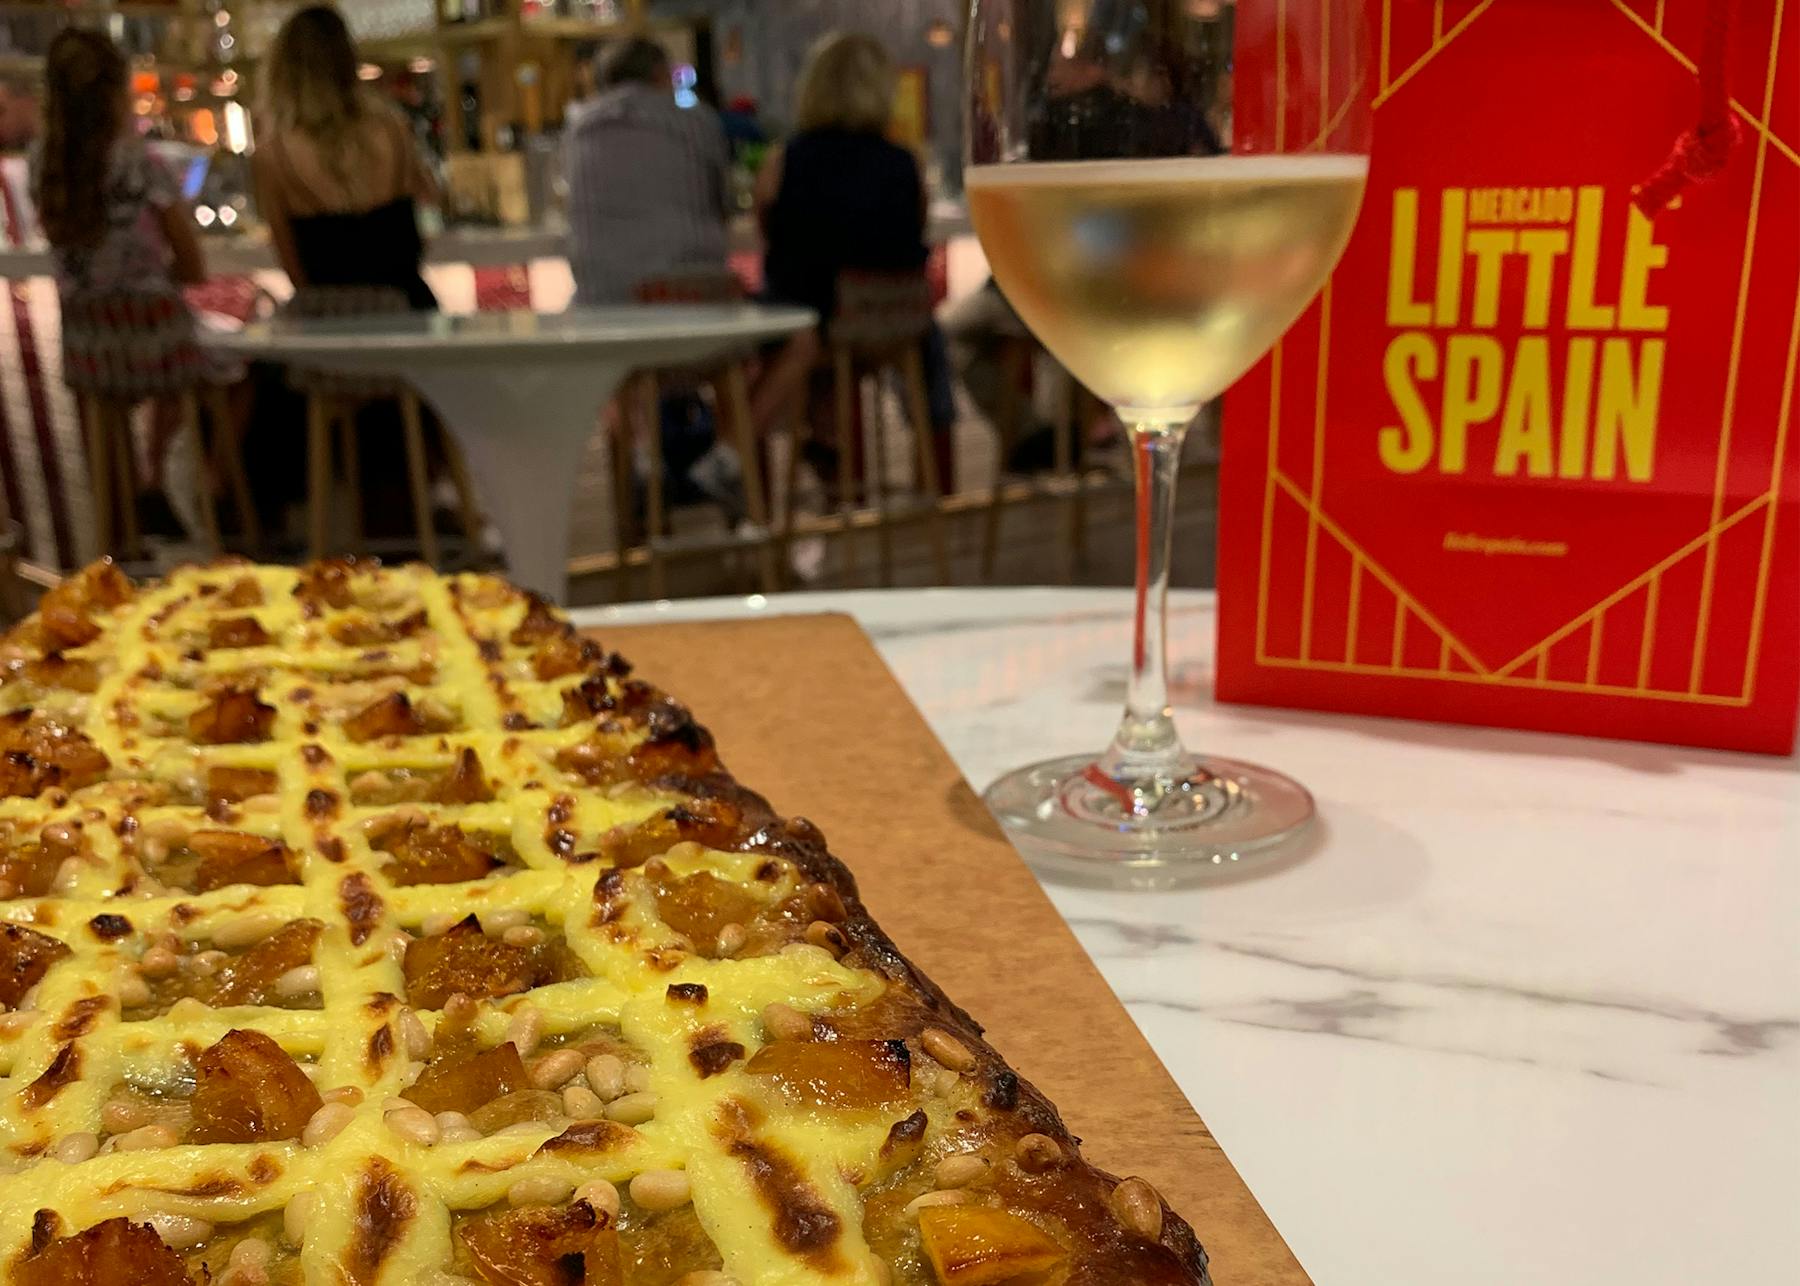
<box><xmin>967</xmin><ymin>0</ymin><xmax>1371</xmax><ymax>871</ymax></box>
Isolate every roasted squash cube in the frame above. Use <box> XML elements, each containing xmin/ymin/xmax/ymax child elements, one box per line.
<box><xmin>745</xmin><ymin>1039</ymin><xmax>912</xmax><ymax>1110</ymax></box>
<box><xmin>14</xmin><ymin>1217</ymin><xmax>195</xmax><ymax>1286</ymax></box>
<box><xmin>918</xmin><ymin>1206</ymin><xmax>1066</xmax><ymax>1285</ymax></box>
<box><xmin>459</xmin><ymin>1199</ymin><xmax>620</xmax><ymax>1286</ymax></box>
<box><xmin>185</xmin><ymin>830</ymin><xmax>300</xmax><ymax>891</ymax></box>
<box><xmin>0</xmin><ymin>923</ymin><xmax>71</xmax><ymax>1009</ymax></box>
<box><xmin>199</xmin><ymin>919</ymin><xmax>323</xmax><ymax>1007</ymax></box>
<box><xmin>189</xmin><ymin>1028</ymin><xmax>323</xmax><ymax>1144</ymax></box>
<box><xmin>406</xmin><ymin>1042</ymin><xmax>527</xmax><ymax>1116</ymax></box>
<box><xmin>401</xmin><ymin>916</ymin><xmax>573</xmax><ymax>1010</ymax></box>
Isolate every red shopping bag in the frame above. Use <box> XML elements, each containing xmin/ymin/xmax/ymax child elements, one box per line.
<box><xmin>1217</xmin><ymin>0</ymin><xmax>1799</xmax><ymax>753</ymax></box>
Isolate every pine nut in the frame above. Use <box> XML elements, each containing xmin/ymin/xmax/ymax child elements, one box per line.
<box><xmin>187</xmin><ymin>950</ymin><xmax>227</xmax><ymax>977</ymax></box>
<box><xmin>141</xmin><ymin>838</ymin><xmax>170</xmax><ymax>863</ymax></box>
<box><xmin>714</xmin><ymin>923</ymin><xmax>746</xmax><ymax>957</ymax></box>
<box><xmin>395</xmin><ymin>1007</ymin><xmax>431</xmax><ymax>1059</ymax></box>
<box><xmin>870</xmin><ymin>1260</ymin><xmax>894</xmax><ymax>1286</ymax></box>
<box><xmin>628</xmin><ymin>1169</ymin><xmax>691</xmax><ymax>1211</ymax></box>
<box><xmin>905</xmin><ymin>1188</ymin><xmax>969</xmax><ymax>1217</ymax></box>
<box><xmin>118</xmin><ymin>972</ymin><xmax>152</xmax><ymax>1008</ymax></box>
<box><xmin>505</xmin><ymin>1004</ymin><xmax>543</xmax><ymax>1057</ymax></box>
<box><xmin>420</xmin><ymin>912</ymin><xmax>459</xmax><ymax>937</ymax></box>
<box><xmin>934</xmin><ymin>1153</ymin><xmax>990</xmax><ymax>1189</ymax></box>
<box><xmin>1111</xmin><ymin>1176</ymin><xmax>1164</xmax><ymax>1240</ymax></box>
<box><xmin>562</xmin><ymin>1086</ymin><xmax>605</xmax><ymax>1120</ymax></box>
<box><xmin>101</xmin><ymin>1098</ymin><xmax>153</xmax><ymax>1132</ymax></box>
<box><xmin>434</xmin><ymin>1110</ymin><xmax>472</xmax><ymax>1131</ymax></box>
<box><xmin>605</xmin><ymin>1091</ymin><xmax>657</xmax><ymax>1125</ymax></box>
<box><xmin>227</xmin><ymin>1237</ymin><xmax>272</xmax><ymax>1275</ymax></box>
<box><xmin>584</xmin><ymin>1053</ymin><xmax>626</xmax><ymax>1101</ymax></box>
<box><xmin>1014</xmin><ymin>1133</ymin><xmax>1063</xmax><ymax>1173</ymax></box>
<box><xmin>143</xmin><ymin>1212</ymin><xmax>212</xmax><ymax>1249</ymax></box>
<box><xmin>0</xmin><ymin>1012</ymin><xmax>32</xmax><ymax>1035</ymax></box>
<box><xmin>382</xmin><ymin>1096</ymin><xmax>415</xmax><ymax>1113</ymax></box>
<box><xmin>665</xmin><ymin>841</ymin><xmax>706</xmax><ymax>863</ymax></box>
<box><xmin>803</xmin><ymin>920</ymin><xmax>846</xmax><ymax>956</ymax></box>
<box><xmin>529</xmin><ymin>1049</ymin><xmax>585</xmax><ymax>1090</ymax></box>
<box><xmin>275</xmin><ymin>965</ymin><xmax>320</xmax><ymax>998</ymax></box>
<box><xmin>241</xmin><ymin>792</ymin><xmax>281</xmax><ymax>812</ymax></box>
<box><xmin>213</xmin><ymin>913</ymin><xmax>282</xmax><ymax>949</ymax></box>
<box><xmin>502</xmin><ymin>925</ymin><xmax>545</xmax><ymax>948</ymax></box>
<box><xmin>321</xmin><ymin>1085</ymin><xmax>364</xmax><ymax>1107</ymax></box>
<box><xmin>483</xmin><ymin>908</ymin><xmax>530</xmax><ymax>933</ymax></box>
<box><xmin>113</xmin><ymin>1123</ymin><xmax>178</xmax><ymax>1151</ymax></box>
<box><xmin>507</xmin><ymin>1174</ymin><xmax>573</xmax><ymax>1206</ymax></box>
<box><xmin>139</xmin><ymin>946</ymin><xmax>181</xmax><ymax>978</ymax></box>
<box><xmin>920</xmin><ymin>1027</ymin><xmax>975</xmax><ymax>1072</ymax></box>
<box><xmin>283</xmin><ymin>1192</ymin><xmax>318</xmax><ymax>1245</ymax></box>
<box><xmin>622</xmin><ymin>1062</ymin><xmax>652</xmax><ymax>1095</ymax></box>
<box><xmin>573</xmin><ymin>1179</ymin><xmax>620</xmax><ymax>1221</ymax></box>
<box><xmin>302</xmin><ymin>1101</ymin><xmax>355</xmax><ymax>1147</ymax></box>
<box><xmin>440</xmin><ymin>1123</ymin><xmax>483</xmax><ymax>1144</ymax></box>
<box><xmin>53</xmin><ymin>1131</ymin><xmax>99</xmax><ymax>1164</ymax></box>
<box><xmin>384</xmin><ymin>1105</ymin><xmax>440</xmax><ymax>1146</ymax></box>
<box><xmin>761</xmin><ymin>1002</ymin><xmax>812</xmax><ymax>1043</ymax></box>
<box><xmin>51</xmin><ymin>857</ymin><xmax>82</xmax><ymax>892</ymax></box>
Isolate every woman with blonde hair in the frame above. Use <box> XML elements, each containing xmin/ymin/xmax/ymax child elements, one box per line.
<box><xmin>253</xmin><ymin>3</ymin><xmax>437</xmax><ymax>308</ymax></box>
<box><xmin>749</xmin><ymin>32</ymin><xmax>931</xmax><ymax>432</ymax></box>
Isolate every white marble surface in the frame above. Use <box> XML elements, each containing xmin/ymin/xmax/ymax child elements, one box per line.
<box><xmin>574</xmin><ymin>587</ymin><xmax>1800</xmax><ymax>1286</ymax></box>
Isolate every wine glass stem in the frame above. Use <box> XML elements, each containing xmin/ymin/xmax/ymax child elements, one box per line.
<box><xmin>1095</xmin><ymin>419</ymin><xmax>1194</xmax><ymax>810</ymax></box>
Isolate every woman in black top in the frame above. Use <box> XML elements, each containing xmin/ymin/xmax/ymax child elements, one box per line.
<box><xmin>750</xmin><ymin>33</ymin><xmax>934</xmax><ymax>434</ymax></box>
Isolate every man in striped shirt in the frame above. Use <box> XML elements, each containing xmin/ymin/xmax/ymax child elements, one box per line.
<box><xmin>564</xmin><ymin>39</ymin><xmax>732</xmax><ymax>305</ymax></box>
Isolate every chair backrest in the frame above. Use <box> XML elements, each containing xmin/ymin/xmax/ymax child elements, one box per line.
<box><xmin>279</xmin><ymin>285</ymin><xmax>413</xmax><ymax>398</ymax></box>
<box><xmin>59</xmin><ymin>288</ymin><xmax>206</xmax><ymax>400</ymax></box>
<box><xmin>831</xmin><ymin>270</ymin><xmax>933</xmax><ymax>351</ymax></box>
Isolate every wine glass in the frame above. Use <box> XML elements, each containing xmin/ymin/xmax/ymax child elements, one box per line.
<box><xmin>966</xmin><ymin>0</ymin><xmax>1371</xmax><ymax>871</ymax></box>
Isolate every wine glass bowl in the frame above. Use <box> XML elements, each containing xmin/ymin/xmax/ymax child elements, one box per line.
<box><xmin>966</xmin><ymin>0</ymin><xmax>1372</xmax><ymax>871</ymax></box>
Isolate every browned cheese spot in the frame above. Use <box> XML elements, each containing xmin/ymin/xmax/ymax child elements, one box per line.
<box><xmin>52</xmin><ymin>995</ymin><xmax>108</xmax><ymax>1041</ymax></box>
<box><xmin>20</xmin><ymin>1043</ymin><xmax>79</xmax><ymax>1110</ymax></box>
<box><xmin>340</xmin><ymin>872</ymin><xmax>384</xmax><ymax>946</ymax></box>
<box><xmin>666</xmin><ymin>982</ymin><xmax>708</xmax><ymax>1006</ymax></box>
<box><xmin>345</xmin><ymin>1158</ymin><xmax>416</xmax><ymax>1286</ymax></box>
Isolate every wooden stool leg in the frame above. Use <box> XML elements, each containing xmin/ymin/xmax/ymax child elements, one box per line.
<box><xmin>337</xmin><ymin>405</ymin><xmax>364</xmax><ymax>554</ymax></box>
<box><xmin>902</xmin><ymin>345</ymin><xmax>950</xmax><ymax>584</ymax></box>
<box><xmin>111</xmin><ymin>402</ymin><xmax>142</xmax><ymax>561</ymax></box>
<box><xmin>722</xmin><ymin>362</ymin><xmax>777</xmax><ymax>593</ymax></box>
<box><xmin>981</xmin><ymin>340</ymin><xmax>1031</xmax><ymax>582</ymax></box>
<box><xmin>779</xmin><ymin>410</ymin><xmax>804</xmax><ymax>587</ymax></box>
<box><xmin>441</xmin><ymin>429</ymin><xmax>484</xmax><ymax>547</ymax></box>
<box><xmin>636</xmin><ymin>375</ymin><xmax>667</xmax><ymax>600</ymax></box>
<box><xmin>80</xmin><ymin>397</ymin><xmax>116</xmax><ymax>558</ymax></box>
<box><xmin>208</xmin><ymin>387</ymin><xmax>260</xmax><ymax>552</ymax></box>
<box><xmin>398</xmin><ymin>390</ymin><xmax>440</xmax><ymax>568</ymax></box>
<box><xmin>833</xmin><ymin>346</ymin><xmax>858</xmax><ymax>581</ymax></box>
<box><xmin>183</xmin><ymin>391</ymin><xmax>221</xmax><ymax>555</ymax></box>
<box><xmin>607</xmin><ymin>407</ymin><xmax>636</xmax><ymax>603</ymax></box>
<box><xmin>867</xmin><ymin>370</ymin><xmax>893</xmax><ymax>588</ymax></box>
<box><xmin>307</xmin><ymin>394</ymin><xmax>333</xmax><ymax>559</ymax></box>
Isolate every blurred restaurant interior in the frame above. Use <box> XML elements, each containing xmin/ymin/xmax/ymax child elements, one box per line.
<box><xmin>0</xmin><ymin>0</ymin><xmax>1217</xmax><ymax>603</ymax></box>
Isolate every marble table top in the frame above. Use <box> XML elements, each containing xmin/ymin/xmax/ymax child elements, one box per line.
<box><xmin>574</xmin><ymin>587</ymin><xmax>1799</xmax><ymax>1286</ymax></box>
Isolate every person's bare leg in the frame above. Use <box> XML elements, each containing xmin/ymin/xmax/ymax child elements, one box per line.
<box><xmin>749</xmin><ymin>329</ymin><xmax>821</xmax><ymax>435</ymax></box>
<box><xmin>148</xmin><ymin>393</ymin><xmax>183</xmax><ymax>488</ymax></box>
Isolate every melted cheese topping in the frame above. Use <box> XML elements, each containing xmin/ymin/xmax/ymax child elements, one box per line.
<box><xmin>0</xmin><ymin>564</ymin><xmax>971</xmax><ymax>1284</ymax></box>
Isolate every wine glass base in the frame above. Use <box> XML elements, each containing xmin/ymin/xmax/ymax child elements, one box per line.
<box><xmin>983</xmin><ymin>752</ymin><xmax>1314</xmax><ymax>873</ymax></box>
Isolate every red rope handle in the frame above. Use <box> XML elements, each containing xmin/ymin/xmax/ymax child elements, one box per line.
<box><xmin>1634</xmin><ymin>0</ymin><xmax>1739</xmax><ymax>217</ymax></box>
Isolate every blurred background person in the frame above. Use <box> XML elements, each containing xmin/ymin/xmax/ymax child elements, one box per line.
<box><xmin>253</xmin><ymin>3</ymin><xmax>438</xmax><ymax>309</ymax></box>
<box><xmin>250</xmin><ymin>3</ymin><xmax>443</xmax><ymax>540</ymax></box>
<box><xmin>33</xmin><ymin>27</ymin><xmax>224</xmax><ymax>537</ymax></box>
<box><xmin>563</xmin><ymin>36</ymin><xmax>730</xmax><ymax>306</ymax></box>
<box><xmin>750</xmin><ymin>30</ymin><xmax>954</xmax><ymax>476</ymax></box>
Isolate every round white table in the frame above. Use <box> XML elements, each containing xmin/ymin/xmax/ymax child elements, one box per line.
<box><xmin>574</xmin><ymin>587</ymin><xmax>1800</xmax><ymax>1286</ymax></box>
<box><xmin>209</xmin><ymin>304</ymin><xmax>815</xmax><ymax>603</ymax></box>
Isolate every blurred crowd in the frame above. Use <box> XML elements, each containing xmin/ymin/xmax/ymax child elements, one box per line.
<box><xmin>28</xmin><ymin>5</ymin><xmax>966</xmax><ymax>555</ymax></box>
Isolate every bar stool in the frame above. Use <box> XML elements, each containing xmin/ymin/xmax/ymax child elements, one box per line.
<box><xmin>780</xmin><ymin>271</ymin><xmax>950</xmax><ymax>588</ymax></box>
<box><xmin>58</xmin><ymin>288</ymin><xmax>243</xmax><ymax>560</ymax></box>
<box><xmin>979</xmin><ymin>336</ymin><xmax>1092</xmax><ymax>583</ymax></box>
<box><xmin>282</xmin><ymin>286</ymin><xmax>482</xmax><ymax>565</ymax></box>
<box><xmin>609</xmin><ymin>271</ymin><xmax>775</xmax><ymax>600</ymax></box>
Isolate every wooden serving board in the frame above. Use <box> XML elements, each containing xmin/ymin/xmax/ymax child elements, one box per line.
<box><xmin>598</xmin><ymin>613</ymin><xmax>1310</xmax><ymax>1286</ymax></box>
